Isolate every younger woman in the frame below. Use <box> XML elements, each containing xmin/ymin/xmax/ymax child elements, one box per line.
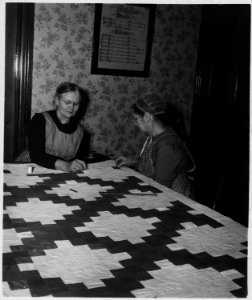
<box><xmin>115</xmin><ymin>93</ymin><xmax>195</xmax><ymax>198</ymax></box>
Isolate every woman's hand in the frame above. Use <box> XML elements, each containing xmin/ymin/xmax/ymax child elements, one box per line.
<box><xmin>55</xmin><ymin>159</ymin><xmax>87</xmax><ymax>172</ymax></box>
<box><xmin>70</xmin><ymin>159</ymin><xmax>87</xmax><ymax>172</ymax></box>
<box><xmin>115</xmin><ymin>156</ymin><xmax>137</xmax><ymax>168</ymax></box>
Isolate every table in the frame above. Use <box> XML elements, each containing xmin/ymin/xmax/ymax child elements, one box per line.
<box><xmin>2</xmin><ymin>161</ymin><xmax>248</xmax><ymax>297</ymax></box>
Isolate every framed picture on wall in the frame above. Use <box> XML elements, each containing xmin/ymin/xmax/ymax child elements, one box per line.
<box><xmin>91</xmin><ymin>4</ymin><xmax>156</xmax><ymax>77</ymax></box>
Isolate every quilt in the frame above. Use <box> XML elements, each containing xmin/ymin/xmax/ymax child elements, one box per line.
<box><xmin>2</xmin><ymin>161</ymin><xmax>248</xmax><ymax>297</ymax></box>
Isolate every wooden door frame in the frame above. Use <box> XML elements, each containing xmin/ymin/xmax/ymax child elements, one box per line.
<box><xmin>4</xmin><ymin>3</ymin><xmax>34</xmax><ymax>162</ymax></box>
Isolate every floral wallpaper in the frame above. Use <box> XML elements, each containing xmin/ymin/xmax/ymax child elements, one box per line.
<box><xmin>32</xmin><ymin>3</ymin><xmax>201</xmax><ymax>158</ymax></box>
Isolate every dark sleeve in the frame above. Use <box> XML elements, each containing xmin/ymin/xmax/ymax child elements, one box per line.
<box><xmin>154</xmin><ymin>144</ymin><xmax>183</xmax><ymax>188</ymax></box>
<box><xmin>28</xmin><ymin>113</ymin><xmax>58</xmax><ymax>169</ymax></box>
<box><xmin>75</xmin><ymin>129</ymin><xmax>91</xmax><ymax>160</ymax></box>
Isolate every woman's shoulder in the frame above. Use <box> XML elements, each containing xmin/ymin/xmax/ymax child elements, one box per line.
<box><xmin>31</xmin><ymin>111</ymin><xmax>44</xmax><ymax>122</ymax></box>
<box><xmin>32</xmin><ymin>110</ymin><xmax>55</xmax><ymax>120</ymax></box>
<box><xmin>155</xmin><ymin>128</ymin><xmax>182</xmax><ymax>146</ymax></box>
<box><xmin>153</xmin><ymin>130</ymin><xmax>188</xmax><ymax>161</ymax></box>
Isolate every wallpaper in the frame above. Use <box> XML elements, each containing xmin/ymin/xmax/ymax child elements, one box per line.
<box><xmin>32</xmin><ymin>3</ymin><xmax>201</xmax><ymax>158</ymax></box>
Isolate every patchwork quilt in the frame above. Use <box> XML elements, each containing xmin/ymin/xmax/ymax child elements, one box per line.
<box><xmin>2</xmin><ymin>161</ymin><xmax>248</xmax><ymax>297</ymax></box>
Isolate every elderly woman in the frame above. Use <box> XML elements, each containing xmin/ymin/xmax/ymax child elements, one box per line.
<box><xmin>115</xmin><ymin>93</ymin><xmax>195</xmax><ymax>198</ymax></box>
<box><xmin>28</xmin><ymin>82</ymin><xmax>90</xmax><ymax>172</ymax></box>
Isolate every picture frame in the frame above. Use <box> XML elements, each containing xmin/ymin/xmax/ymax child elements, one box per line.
<box><xmin>91</xmin><ymin>4</ymin><xmax>156</xmax><ymax>77</ymax></box>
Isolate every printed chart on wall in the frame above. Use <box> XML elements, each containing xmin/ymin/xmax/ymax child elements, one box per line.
<box><xmin>99</xmin><ymin>5</ymin><xmax>148</xmax><ymax>70</ymax></box>
<box><xmin>91</xmin><ymin>4</ymin><xmax>155</xmax><ymax>77</ymax></box>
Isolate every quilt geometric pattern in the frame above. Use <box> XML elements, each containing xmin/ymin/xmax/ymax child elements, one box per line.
<box><xmin>2</xmin><ymin>161</ymin><xmax>248</xmax><ymax>297</ymax></box>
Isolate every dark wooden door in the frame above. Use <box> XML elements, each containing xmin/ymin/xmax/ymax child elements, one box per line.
<box><xmin>190</xmin><ymin>5</ymin><xmax>250</xmax><ymax>226</ymax></box>
<box><xmin>4</xmin><ymin>3</ymin><xmax>34</xmax><ymax>162</ymax></box>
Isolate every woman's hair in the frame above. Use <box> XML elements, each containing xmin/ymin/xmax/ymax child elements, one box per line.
<box><xmin>55</xmin><ymin>82</ymin><xmax>90</xmax><ymax>122</ymax></box>
<box><xmin>132</xmin><ymin>102</ymin><xmax>145</xmax><ymax>117</ymax></box>
<box><xmin>133</xmin><ymin>93</ymin><xmax>166</xmax><ymax>116</ymax></box>
<box><xmin>164</xmin><ymin>102</ymin><xmax>187</xmax><ymax>139</ymax></box>
<box><xmin>55</xmin><ymin>82</ymin><xmax>81</xmax><ymax>98</ymax></box>
<box><xmin>132</xmin><ymin>93</ymin><xmax>187</xmax><ymax>139</ymax></box>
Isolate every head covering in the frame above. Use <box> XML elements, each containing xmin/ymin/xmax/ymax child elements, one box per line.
<box><xmin>135</xmin><ymin>93</ymin><xmax>166</xmax><ymax>116</ymax></box>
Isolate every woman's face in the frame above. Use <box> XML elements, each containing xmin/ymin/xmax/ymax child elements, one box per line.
<box><xmin>56</xmin><ymin>91</ymin><xmax>80</xmax><ymax>123</ymax></box>
<box><xmin>134</xmin><ymin>113</ymin><xmax>149</xmax><ymax>133</ymax></box>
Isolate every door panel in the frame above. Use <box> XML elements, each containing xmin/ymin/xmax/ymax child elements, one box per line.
<box><xmin>190</xmin><ymin>5</ymin><xmax>250</xmax><ymax>226</ymax></box>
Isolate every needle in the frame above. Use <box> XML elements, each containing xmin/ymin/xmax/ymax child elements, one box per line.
<box><xmin>100</xmin><ymin>192</ymin><xmax>157</xmax><ymax>196</ymax></box>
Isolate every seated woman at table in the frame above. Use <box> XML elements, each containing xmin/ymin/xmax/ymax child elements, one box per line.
<box><xmin>28</xmin><ymin>82</ymin><xmax>90</xmax><ymax>172</ymax></box>
<box><xmin>115</xmin><ymin>93</ymin><xmax>195</xmax><ymax>198</ymax></box>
